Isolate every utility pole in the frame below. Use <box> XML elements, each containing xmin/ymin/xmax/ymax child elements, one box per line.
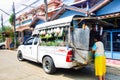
<box><xmin>86</xmin><ymin>1</ymin><xmax>90</xmax><ymax>17</ymax></box>
<box><xmin>1</xmin><ymin>14</ymin><xmax>4</xmax><ymax>41</ymax></box>
<box><xmin>0</xmin><ymin>9</ymin><xmax>10</xmax><ymax>42</ymax></box>
<box><xmin>13</xmin><ymin>2</ymin><xmax>17</xmax><ymax>48</ymax></box>
<box><xmin>1</xmin><ymin>14</ymin><xmax>3</xmax><ymax>31</ymax></box>
<box><xmin>44</xmin><ymin>0</ymin><xmax>48</xmax><ymax>22</ymax></box>
<box><xmin>0</xmin><ymin>9</ymin><xmax>10</xmax><ymax>30</ymax></box>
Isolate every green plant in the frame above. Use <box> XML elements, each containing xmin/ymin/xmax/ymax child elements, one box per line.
<box><xmin>9</xmin><ymin>14</ymin><xmax>14</xmax><ymax>26</ymax></box>
<box><xmin>0</xmin><ymin>26</ymin><xmax>14</xmax><ymax>42</ymax></box>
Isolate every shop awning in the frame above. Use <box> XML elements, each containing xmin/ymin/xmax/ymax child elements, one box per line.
<box><xmin>35</xmin><ymin>15</ymin><xmax>74</xmax><ymax>30</ymax></box>
<box><xmin>32</xmin><ymin>15</ymin><xmax>75</xmax><ymax>35</ymax></box>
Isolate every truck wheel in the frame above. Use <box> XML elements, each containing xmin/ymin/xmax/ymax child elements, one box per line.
<box><xmin>17</xmin><ymin>51</ymin><xmax>24</xmax><ymax>61</ymax></box>
<box><xmin>2</xmin><ymin>45</ymin><xmax>5</xmax><ymax>49</ymax></box>
<box><xmin>42</xmin><ymin>56</ymin><xmax>56</xmax><ymax>74</ymax></box>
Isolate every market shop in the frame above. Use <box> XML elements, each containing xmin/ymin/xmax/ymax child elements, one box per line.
<box><xmin>95</xmin><ymin>0</ymin><xmax>120</xmax><ymax>59</ymax></box>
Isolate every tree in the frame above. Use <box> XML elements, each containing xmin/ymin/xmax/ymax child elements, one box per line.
<box><xmin>0</xmin><ymin>26</ymin><xmax>14</xmax><ymax>42</ymax></box>
<box><xmin>9</xmin><ymin>14</ymin><xmax>14</xmax><ymax>25</ymax></box>
<box><xmin>9</xmin><ymin>9</ymin><xmax>17</xmax><ymax>48</ymax></box>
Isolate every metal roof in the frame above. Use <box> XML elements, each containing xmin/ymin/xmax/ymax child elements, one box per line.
<box><xmin>32</xmin><ymin>15</ymin><xmax>75</xmax><ymax>35</ymax></box>
<box><xmin>35</xmin><ymin>15</ymin><xmax>74</xmax><ymax>30</ymax></box>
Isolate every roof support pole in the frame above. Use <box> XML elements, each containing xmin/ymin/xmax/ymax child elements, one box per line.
<box><xmin>44</xmin><ymin>0</ymin><xmax>48</xmax><ymax>22</ymax></box>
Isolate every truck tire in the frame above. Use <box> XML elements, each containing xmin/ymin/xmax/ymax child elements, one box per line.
<box><xmin>17</xmin><ymin>51</ymin><xmax>24</xmax><ymax>61</ymax></box>
<box><xmin>42</xmin><ymin>56</ymin><xmax>56</xmax><ymax>74</ymax></box>
<box><xmin>1</xmin><ymin>45</ymin><xmax>5</xmax><ymax>49</ymax></box>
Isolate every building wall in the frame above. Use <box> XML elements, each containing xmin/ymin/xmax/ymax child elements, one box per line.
<box><xmin>104</xmin><ymin>30</ymin><xmax>120</xmax><ymax>59</ymax></box>
<box><xmin>5</xmin><ymin>38</ymin><xmax>12</xmax><ymax>49</ymax></box>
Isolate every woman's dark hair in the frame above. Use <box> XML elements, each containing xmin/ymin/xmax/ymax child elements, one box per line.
<box><xmin>94</xmin><ymin>33</ymin><xmax>101</xmax><ymax>41</ymax></box>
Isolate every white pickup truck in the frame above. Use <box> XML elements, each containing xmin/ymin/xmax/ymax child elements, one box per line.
<box><xmin>17</xmin><ymin>36</ymin><xmax>92</xmax><ymax>74</ymax></box>
<box><xmin>18</xmin><ymin>15</ymin><xmax>110</xmax><ymax>74</ymax></box>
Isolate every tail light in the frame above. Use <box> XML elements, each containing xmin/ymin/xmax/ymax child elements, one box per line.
<box><xmin>66</xmin><ymin>50</ymin><xmax>73</xmax><ymax>62</ymax></box>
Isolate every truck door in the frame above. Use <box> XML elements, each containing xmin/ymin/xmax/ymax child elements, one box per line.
<box><xmin>31</xmin><ymin>37</ymin><xmax>39</xmax><ymax>62</ymax></box>
<box><xmin>23</xmin><ymin>37</ymin><xmax>34</xmax><ymax>60</ymax></box>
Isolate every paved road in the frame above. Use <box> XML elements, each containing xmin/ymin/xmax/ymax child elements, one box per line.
<box><xmin>0</xmin><ymin>50</ymin><xmax>120</xmax><ymax>80</ymax></box>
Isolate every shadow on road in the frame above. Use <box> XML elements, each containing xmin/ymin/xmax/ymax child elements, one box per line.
<box><xmin>24</xmin><ymin>60</ymin><xmax>96</xmax><ymax>80</ymax></box>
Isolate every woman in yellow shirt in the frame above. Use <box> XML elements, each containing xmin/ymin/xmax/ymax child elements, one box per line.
<box><xmin>91</xmin><ymin>35</ymin><xmax>106</xmax><ymax>80</ymax></box>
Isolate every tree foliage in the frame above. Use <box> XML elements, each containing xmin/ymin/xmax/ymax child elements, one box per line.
<box><xmin>0</xmin><ymin>26</ymin><xmax>12</xmax><ymax>32</ymax></box>
<box><xmin>9</xmin><ymin>14</ymin><xmax>14</xmax><ymax>25</ymax></box>
<box><xmin>0</xmin><ymin>26</ymin><xmax>14</xmax><ymax>42</ymax></box>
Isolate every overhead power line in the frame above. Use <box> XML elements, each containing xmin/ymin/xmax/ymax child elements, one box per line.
<box><xmin>0</xmin><ymin>9</ymin><xmax>10</xmax><ymax>16</ymax></box>
<box><xmin>1</xmin><ymin>0</ymin><xmax>40</xmax><ymax>23</ymax></box>
<box><xmin>16</xmin><ymin>0</ymin><xmax>40</xmax><ymax>14</ymax></box>
<box><xmin>21</xmin><ymin>4</ymin><xmax>36</xmax><ymax>8</ymax></box>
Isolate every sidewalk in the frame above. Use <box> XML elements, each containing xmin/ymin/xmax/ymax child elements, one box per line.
<box><xmin>106</xmin><ymin>59</ymin><xmax>120</xmax><ymax>68</ymax></box>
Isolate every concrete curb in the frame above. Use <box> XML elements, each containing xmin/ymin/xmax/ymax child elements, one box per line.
<box><xmin>106</xmin><ymin>59</ymin><xmax>120</xmax><ymax>69</ymax></box>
